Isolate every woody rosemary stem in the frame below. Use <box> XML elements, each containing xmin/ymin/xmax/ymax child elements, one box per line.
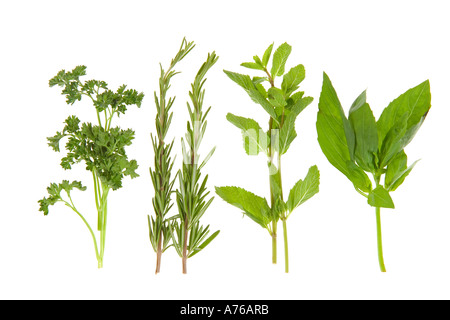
<box><xmin>155</xmin><ymin>233</ymin><xmax>162</xmax><ymax>274</ymax></box>
<box><xmin>182</xmin><ymin>219</ymin><xmax>189</xmax><ymax>274</ymax></box>
<box><xmin>376</xmin><ymin>206</ymin><xmax>386</xmax><ymax>272</ymax></box>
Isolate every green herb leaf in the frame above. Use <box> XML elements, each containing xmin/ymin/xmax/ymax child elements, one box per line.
<box><xmin>241</xmin><ymin>62</ymin><xmax>265</xmax><ymax>71</ymax></box>
<box><xmin>226</xmin><ymin>113</ymin><xmax>269</xmax><ymax>155</ymax></box>
<box><xmin>377</xmin><ymin>80</ymin><xmax>431</xmax><ymax>150</ymax></box>
<box><xmin>277</xmin><ymin>96</ymin><xmax>314</xmax><ymax>155</ymax></box>
<box><xmin>386</xmin><ymin>154</ymin><xmax>419</xmax><ymax>192</ymax></box>
<box><xmin>268</xmin><ymin>87</ymin><xmax>287</xmax><ymax>108</ymax></box>
<box><xmin>215</xmin><ymin>186</ymin><xmax>271</xmax><ymax>229</ymax></box>
<box><xmin>368</xmin><ymin>186</ymin><xmax>395</xmax><ymax>209</ymax></box>
<box><xmin>188</xmin><ymin>230</ymin><xmax>220</xmax><ymax>258</ymax></box>
<box><xmin>247</xmin><ymin>88</ymin><xmax>278</xmax><ymax>120</ymax></box>
<box><xmin>317</xmin><ymin>73</ymin><xmax>358</xmax><ymax>183</ymax></box>
<box><xmin>349</xmin><ymin>100</ymin><xmax>378</xmax><ymax>172</ymax></box>
<box><xmin>270</xmin><ymin>42</ymin><xmax>292</xmax><ymax>78</ymax></box>
<box><xmin>223</xmin><ymin>70</ymin><xmax>254</xmax><ymax>91</ymax></box>
<box><xmin>286</xmin><ymin>165</ymin><xmax>320</xmax><ymax>213</ymax></box>
<box><xmin>384</xmin><ymin>150</ymin><xmax>407</xmax><ymax>188</ymax></box>
<box><xmin>47</xmin><ymin>131</ymin><xmax>65</xmax><ymax>152</ymax></box>
<box><xmin>281</xmin><ymin>64</ymin><xmax>305</xmax><ymax>96</ymax></box>
<box><xmin>224</xmin><ymin>70</ymin><xmax>278</xmax><ymax>120</ymax></box>
<box><xmin>346</xmin><ymin>161</ymin><xmax>372</xmax><ymax>193</ymax></box>
<box><xmin>38</xmin><ymin>180</ymin><xmax>86</xmax><ymax>216</ymax></box>
<box><xmin>262</xmin><ymin>43</ymin><xmax>274</xmax><ymax>67</ymax></box>
<box><xmin>253</xmin><ymin>55</ymin><xmax>263</xmax><ymax>66</ymax></box>
<box><xmin>379</xmin><ymin>114</ymin><xmax>408</xmax><ymax>168</ymax></box>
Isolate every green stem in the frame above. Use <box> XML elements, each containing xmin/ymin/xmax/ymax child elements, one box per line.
<box><xmin>282</xmin><ymin>218</ymin><xmax>289</xmax><ymax>273</ymax></box>
<box><xmin>80</xmin><ymin>90</ymin><xmax>102</xmax><ymax>127</ymax></box>
<box><xmin>268</xmin><ymin>117</ymin><xmax>277</xmax><ymax>264</ymax></box>
<box><xmin>271</xmin><ymin>222</ymin><xmax>277</xmax><ymax>264</ymax></box>
<box><xmin>96</xmin><ymin>111</ymin><xmax>102</xmax><ymax>128</ymax></box>
<box><xmin>95</xmin><ymin>174</ymin><xmax>103</xmax><ymax>231</ymax></box>
<box><xmin>92</xmin><ymin>173</ymin><xmax>100</xmax><ymax>212</ymax></box>
<box><xmin>98</xmin><ymin>184</ymin><xmax>110</xmax><ymax>269</ymax></box>
<box><xmin>103</xmin><ymin>110</ymin><xmax>108</xmax><ymax>131</ymax></box>
<box><xmin>376</xmin><ymin>206</ymin><xmax>386</xmax><ymax>272</ymax></box>
<box><xmin>276</xmin><ymin>152</ymin><xmax>289</xmax><ymax>272</ymax></box>
<box><xmin>63</xmin><ymin>199</ymin><xmax>99</xmax><ymax>262</ymax></box>
<box><xmin>107</xmin><ymin>109</ymin><xmax>114</xmax><ymax>131</ymax></box>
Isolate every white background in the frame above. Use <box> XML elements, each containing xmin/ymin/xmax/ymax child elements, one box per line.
<box><xmin>0</xmin><ymin>0</ymin><xmax>449</xmax><ymax>300</ymax></box>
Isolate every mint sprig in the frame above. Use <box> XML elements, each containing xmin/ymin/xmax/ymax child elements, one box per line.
<box><xmin>216</xmin><ymin>43</ymin><xmax>320</xmax><ymax>273</ymax></box>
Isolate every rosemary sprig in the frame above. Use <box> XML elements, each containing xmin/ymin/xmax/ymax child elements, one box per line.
<box><xmin>148</xmin><ymin>38</ymin><xmax>194</xmax><ymax>274</ymax></box>
<box><xmin>170</xmin><ymin>51</ymin><xmax>220</xmax><ymax>274</ymax></box>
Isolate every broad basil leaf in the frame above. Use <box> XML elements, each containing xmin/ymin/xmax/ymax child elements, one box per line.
<box><xmin>377</xmin><ymin>80</ymin><xmax>431</xmax><ymax>149</ymax></box>
<box><xmin>317</xmin><ymin>73</ymin><xmax>366</xmax><ymax>188</ymax></box>
<box><xmin>346</xmin><ymin>161</ymin><xmax>372</xmax><ymax>193</ymax></box>
<box><xmin>386</xmin><ymin>156</ymin><xmax>420</xmax><ymax>192</ymax></box>
<box><xmin>368</xmin><ymin>186</ymin><xmax>395</xmax><ymax>209</ymax></box>
<box><xmin>349</xmin><ymin>101</ymin><xmax>378</xmax><ymax>172</ymax></box>
<box><xmin>385</xmin><ymin>151</ymin><xmax>407</xmax><ymax>188</ymax></box>
<box><xmin>379</xmin><ymin>114</ymin><xmax>408</xmax><ymax>168</ymax></box>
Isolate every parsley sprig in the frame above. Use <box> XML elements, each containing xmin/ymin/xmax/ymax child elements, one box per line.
<box><xmin>38</xmin><ymin>66</ymin><xmax>143</xmax><ymax>268</ymax></box>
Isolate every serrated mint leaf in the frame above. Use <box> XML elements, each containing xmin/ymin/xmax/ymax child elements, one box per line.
<box><xmin>247</xmin><ymin>88</ymin><xmax>278</xmax><ymax>120</ymax></box>
<box><xmin>215</xmin><ymin>186</ymin><xmax>271</xmax><ymax>229</ymax></box>
<box><xmin>226</xmin><ymin>113</ymin><xmax>269</xmax><ymax>155</ymax></box>
<box><xmin>223</xmin><ymin>70</ymin><xmax>254</xmax><ymax>91</ymax></box>
<box><xmin>270</xmin><ymin>42</ymin><xmax>292</xmax><ymax>77</ymax></box>
<box><xmin>262</xmin><ymin>43</ymin><xmax>274</xmax><ymax>67</ymax></box>
<box><xmin>241</xmin><ymin>62</ymin><xmax>265</xmax><ymax>71</ymax></box>
<box><xmin>286</xmin><ymin>165</ymin><xmax>320</xmax><ymax>213</ymax></box>
<box><xmin>253</xmin><ymin>55</ymin><xmax>263</xmax><ymax>66</ymax></box>
<box><xmin>281</xmin><ymin>64</ymin><xmax>305</xmax><ymax>96</ymax></box>
<box><xmin>268</xmin><ymin>87</ymin><xmax>287</xmax><ymax>108</ymax></box>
